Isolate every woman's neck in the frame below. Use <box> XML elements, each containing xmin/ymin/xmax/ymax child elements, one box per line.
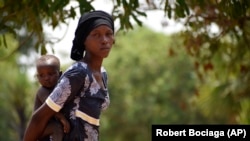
<box><xmin>82</xmin><ymin>56</ymin><xmax>103</xmax><ymax>72</ymax></box>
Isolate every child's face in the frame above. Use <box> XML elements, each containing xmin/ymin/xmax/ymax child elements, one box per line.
<box><xmin>36</xmin><ymin>66</ymin><xmax>60</xmax><ymax>89</ymax></box>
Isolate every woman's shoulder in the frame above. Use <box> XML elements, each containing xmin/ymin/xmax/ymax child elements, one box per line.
<box><xmin>70</xmin><ymin>61</ymin><xmax>87</xmax><ymax>70</ymax></box>
<box><xmin>61</xmin><ymin>61</ymin><xmax>88</xmax><ymax>78</ymax></box>
<box><xmin>66</xmin><ymin>62</ymin><xmax>87</xmax><ymax>72</ymax></box>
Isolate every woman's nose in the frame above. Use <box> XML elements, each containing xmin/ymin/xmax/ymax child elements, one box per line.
<box><xmin>101</xmin><ymin>35</ymin><xmax>108</xmax><ymax>43</ymax></box>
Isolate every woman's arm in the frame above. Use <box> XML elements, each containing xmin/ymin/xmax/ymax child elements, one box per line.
<box><xmin>23</xmin><ymin>103</ymin><xmax>56</xmax><ymax>141</ymax></box>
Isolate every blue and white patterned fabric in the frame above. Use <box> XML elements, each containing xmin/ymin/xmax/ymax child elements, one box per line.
<box><xmin>45</xmin><ymin>61</ymin><xmax>110</xmax><ymax>141</ymax></box>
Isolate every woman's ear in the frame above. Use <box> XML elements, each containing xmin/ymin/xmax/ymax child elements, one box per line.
<box><xmin>113</xmin><ymin>40</ymin><xmax>115</xmax><ymax>45</ymax></box>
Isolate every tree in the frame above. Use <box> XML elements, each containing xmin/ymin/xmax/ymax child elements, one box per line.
<box><xmin>0</xmin><ymin>34</ymin><xmax>37</xmax><ymax>141</ymax></box>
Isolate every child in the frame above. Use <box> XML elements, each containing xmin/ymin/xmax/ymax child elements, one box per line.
<box><xmin>34</xmin><ymin>54</ymin><xmax>70</xmax><ymax>141</ymax></box>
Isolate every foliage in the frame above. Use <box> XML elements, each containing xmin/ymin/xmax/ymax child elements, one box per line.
<box><xmin>193</xmin><ymin>35</ymin><xmax>250</xmax><ymax>123</ymax></box>
<box><xmin>0</xmin><ymin>34</ymin><xmax>36</xmax><ymax>141</ymax></box>
<box><xmin>149</xmin><ymin>0</ymin><xmax>250</xmax><ymax>124</ymax></box>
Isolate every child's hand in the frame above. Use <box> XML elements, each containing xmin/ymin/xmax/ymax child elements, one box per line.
<box><xmin>61</xmin><ymin>119</ymin><xmax>70</xmax><ymax>133</ymax></box>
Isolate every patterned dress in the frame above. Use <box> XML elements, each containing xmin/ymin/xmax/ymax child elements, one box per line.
<box><xmin>45</xmin><ymin>62</ymin><xmax>110</xmax><ymax>141</ymax></box>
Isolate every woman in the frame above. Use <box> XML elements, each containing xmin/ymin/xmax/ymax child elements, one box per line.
<box><xmin>23</xmin><ymin>10</ymin><xmax>115</xmax><ymax>141</ymax></box>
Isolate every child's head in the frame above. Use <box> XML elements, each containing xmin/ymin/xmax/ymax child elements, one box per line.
<box><xmin>36</xmin><ymin>54</ymin><xmax>61</xmax><ymax>89</ymax></box>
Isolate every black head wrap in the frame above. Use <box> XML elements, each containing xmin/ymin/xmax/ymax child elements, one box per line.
<box><xmin>70</xmin><ymin>10</ymin><xmax>114</xmax><ymax>61</ymax></box>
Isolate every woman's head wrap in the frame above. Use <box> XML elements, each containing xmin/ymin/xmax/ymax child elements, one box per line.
<box><xmin>70</xmin><ymin>10</ymin><xmax>114</xmax><ymax>61</ymax></box>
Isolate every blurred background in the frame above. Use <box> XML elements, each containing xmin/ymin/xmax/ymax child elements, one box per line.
<box><xmin>1</xmin><ymin>0</ymin><xmax>250</xmax><ymax>141</ymax></box>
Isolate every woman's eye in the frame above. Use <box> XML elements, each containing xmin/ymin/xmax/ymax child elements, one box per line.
<box><xmin>92</xmin><ymin>33</ymin><xmax>99</xmax><ymax>37</ymax></box>
<box><xmin>106</xmin><ymin>32</ymin><xmax>113</xmax><ymax>36</ymax></box>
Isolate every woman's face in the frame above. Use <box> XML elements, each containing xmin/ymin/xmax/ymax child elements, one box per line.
<box><xmin>84</xmin><ymin>25</ymin><xmax>115</xmax><ymax>58</ymax></box>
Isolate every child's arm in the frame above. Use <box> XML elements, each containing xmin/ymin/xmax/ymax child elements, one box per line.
<box><xmin>33</xmin><ymin>94</ymin><xmax>42</xmax><ymax>111</ymax></box>
<box><xmin>33</xmin><ymin>87</ymin><xmax>49</xmax><ymax>111</ymax></box>
<box><xmin>54</xmin><ymin>113</ymin><xmax>70</xmax><ymax>133</ymax></box>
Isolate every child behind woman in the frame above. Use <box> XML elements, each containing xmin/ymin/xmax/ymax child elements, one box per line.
<box><xmin>34</xmin><ymin>54</ymin><xmax>70</xmax><ymax>141</ymax></box>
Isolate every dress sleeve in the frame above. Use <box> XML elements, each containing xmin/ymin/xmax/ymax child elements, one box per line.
<box><xmin>46</xmin><ymin>65</ymin><xmax>86</xmax><ymax>112</ymax></box>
